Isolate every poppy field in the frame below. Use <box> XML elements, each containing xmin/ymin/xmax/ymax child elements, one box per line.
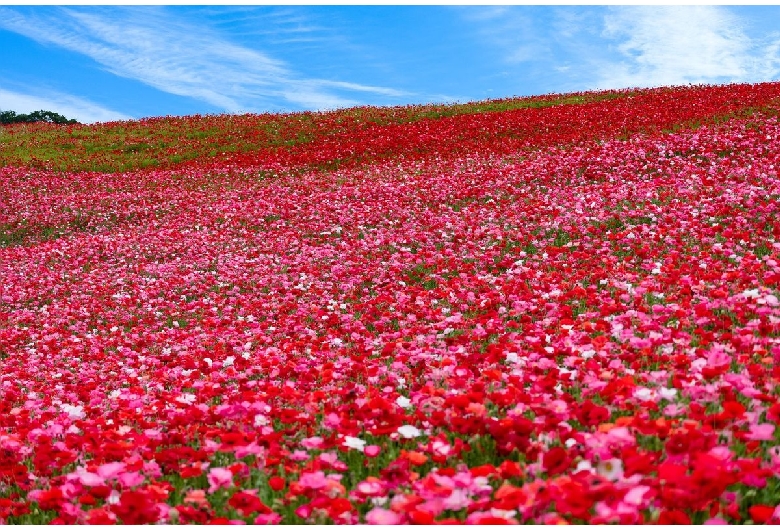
<box><xmin>2</xmin><ymin>82</ymin><xmax>780</xmax><ymax>524</ymax></box>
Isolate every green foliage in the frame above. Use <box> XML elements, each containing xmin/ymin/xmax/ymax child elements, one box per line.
<box><xmin>0</xmin><ymin>109</ymin><xmax>79</xmax><ymax>125</ymax></box>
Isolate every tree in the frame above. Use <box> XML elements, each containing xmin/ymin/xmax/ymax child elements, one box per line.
<box><xmin>0</xmin><ymin>109</ymin><xmax>79</xmax><ymax>125</ymax></box>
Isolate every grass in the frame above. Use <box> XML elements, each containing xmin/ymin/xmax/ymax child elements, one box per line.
<box><xmin>0</xmin><ymin>222</ymin><xmax>65</xmax><ymax>248</ymax></box>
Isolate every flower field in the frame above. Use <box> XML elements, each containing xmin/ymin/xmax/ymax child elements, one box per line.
<box><xmin>2</xmin><ymin>82</ymin><xmax>780</xmax><ymax>524</ymax></box>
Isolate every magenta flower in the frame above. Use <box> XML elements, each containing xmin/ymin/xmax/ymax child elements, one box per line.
<box><xmin>254</xmin><ymin>513</ymin><xmax>282</xmax><ymax>525</ymax></box>
<box><xmin>365</xmin><ymin>445</ymin><xmax>381</xmax><ymax>458</ymax></box>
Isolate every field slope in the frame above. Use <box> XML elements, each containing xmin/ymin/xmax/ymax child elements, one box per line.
<box><xmin>1</xmin><ymin>82</ymin><xmax>780</xmax><ymax>524</ymax></box>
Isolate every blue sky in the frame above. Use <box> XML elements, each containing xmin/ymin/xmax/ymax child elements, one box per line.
<box><xmin>1</xmin><ymin>5</ymin><xmax>779</xmax><ymax>123</ymax></box>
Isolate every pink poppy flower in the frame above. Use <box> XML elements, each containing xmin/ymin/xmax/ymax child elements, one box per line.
<box><xmin>745</xmin><ymin>423</ymin><xmax>775</xmax><ymax>441</ymax></box>
<box><xmin>207</xmin><ymin>467</ymin><xmax>234</xmax><ymax>493</ymax></box>
<box><xmin>365</xmin><ymin>508</ymin><xmax>401</xmax><ymax>525</ymax></box>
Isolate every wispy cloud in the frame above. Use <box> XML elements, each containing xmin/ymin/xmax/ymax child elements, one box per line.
<box><xmin>0</xmin><ymin>85</ymin><xmax>129</xmax><ymax>124</ymax></box>
<box><xmin>0</xmin><ymin>6</ymin><xmax>411</xmax><ymax>113</ymax></box>
<box><xmin>317</xmin><ymin>80</ymin><xmax>409</xmax><ymax>98</ymax></box>
<box><xmin>458</xmin><ymin>6</ymin><xmax>544</xmax><ymax>65</ymax></box>
<box><xmin>194</xmin><ymin>7</ymin><xmax>334</xmax><ymax>46</ymax></box>
<box><xmin>460</xmin><ymin>6</ymin><xmax>780</xmax><ymax>94</ymax></box>
<box><xmin>596</xmin><ymin>6</ymin><xmax>780</xmax><ymax>89</ymax></box>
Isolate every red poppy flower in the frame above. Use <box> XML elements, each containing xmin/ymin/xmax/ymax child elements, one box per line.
<box><xmin>542</xmin><ymin>446</ymin><xmax>571</xmax><ymax>475</ymax></box>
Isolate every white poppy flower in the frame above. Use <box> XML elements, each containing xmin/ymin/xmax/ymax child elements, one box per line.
<box><xmin>397</xmin><ymin>425</ymin><xmax>422</xmax><ymax>438</ymax></box>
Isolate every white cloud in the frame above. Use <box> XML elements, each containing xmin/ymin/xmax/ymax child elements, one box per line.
<box><xmin>596</xmin><ymin>6</ymin><xmax>780</xmax><ymax>89</ymax></box>
<box><xmin>0</xmin><ymin>7</ymin><xmax>410</xmax><ymax>113</ymax></box>
<box><xmin>459</xmin><ymin>6</ymin><xmax>780</xmax><ymax>95</ymax></box>
<box><xmin>0</xmin><ymin>86</ymin><xmax>130</xmax><ymax>124</ymax></box>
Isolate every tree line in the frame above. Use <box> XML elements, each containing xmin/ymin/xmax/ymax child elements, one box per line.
<box><xmin>0</xmin><ymin>110</ymin><xmax>79</xmax><ymax>125</ymax></box>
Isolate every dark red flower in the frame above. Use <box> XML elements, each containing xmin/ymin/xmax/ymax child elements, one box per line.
<box><xmin>228</xmin><ymin>491</ymin><xmax>270</xmax><ymax>517</ymax></box>
<box><xmin>111</xmin><ymin>489</ymin><xmax>160</xmax><ymax>525</ymax></box>
<box><xmin>542</xmin><ymin>446</ymin><xmax>571</xmax><ymax>475</ymax></box>
<box><xmin>657</xmin><ymin>509</ymin><xmax>691</xmax><ymax>524</ymax></box>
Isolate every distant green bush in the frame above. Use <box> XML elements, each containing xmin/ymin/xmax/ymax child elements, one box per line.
<box><xmin>0</xmin><ymin>109</ymin><xmax>79</xmax><ymax>125</ymax></box>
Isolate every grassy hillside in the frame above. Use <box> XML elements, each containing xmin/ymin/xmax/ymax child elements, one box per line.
<box><xmin>2</xmin><ymin>83</ymin><xmax>778</xmax><ymax>174</ymax></box>
<box><xmin>0</xmin><ymin>90</ymin><xmax>621</xmax><ymax>173</ymax></box>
